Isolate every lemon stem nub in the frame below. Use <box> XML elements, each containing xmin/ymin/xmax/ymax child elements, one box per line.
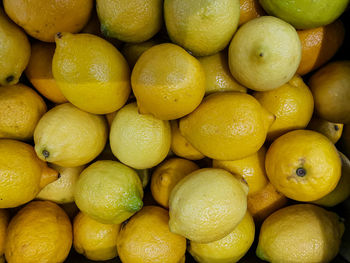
<box><xmin>42</xmin><ymin>149</ymin><xmax>50</xmax><ymax>159</ymax></box>
<box><xmin>334</xmin><ymin>125</ymin><xmax>339</xmax><ymax>131</ymax></box>
<box><xmin>56</xmin><ymin>32</ymin><xmax>62</xmax><ymax>39</ymax></box>
<box><xmin>6</xmin><ymin>75</ymin><xmax>14</xmax><ymax>83</ymax></box>
<box><xmin>296</xmin><ymin>167</ymin><xmax>306</xmax><ymax>177</ymax></box>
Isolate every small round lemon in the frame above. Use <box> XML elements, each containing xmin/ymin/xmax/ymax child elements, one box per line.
<box><xmin>110</xmin><ymin>103</ymin><xmax>171</xmax><ymax>169</ymax></box>
<box><xmin>256</xmin><ymin>204</ymin><xmax>344</xmax><ymax>263</ymax></box>
<box><xmin>189</xmin><ymin>212</ymin><xmax>255</xmax><ymax>263</ymax></box>
<box><xmin>5</xmin><ymin>201</ymin><xmax>72</xmax><ymax>263</ymax></box>
<box><xmin>131</xmin><ymin>43</ymin><xmax>205</xmax><ymax>120</ymax></box>
<box><xmin>265</xmin><ymin>130</ymin><xmax>341</xmax><ymax>202</ymax></box>
<box><xmin>169</xmin><ymin>168</ymin><xmax>248</xmax><ymax>243</ymax></box>
<box><xmin>73</xmin><ymin>212</ymin><xmax>121</xmax><ymax>261</ymax></box>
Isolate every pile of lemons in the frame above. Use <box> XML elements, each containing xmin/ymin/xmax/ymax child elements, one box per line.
<box><xmin>0</xmin><ymin>0</ymin><xmax>350</xmax><ymax>263</ymax></box>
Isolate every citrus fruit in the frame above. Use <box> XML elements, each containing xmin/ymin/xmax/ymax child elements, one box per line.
<box><xmin>197</xmin><ymin>51</ymin><xmax>247</xmax><ymax>95</ymax></box>
<box><xmin>265</xmin><ymin>130</ymin><xmax>341</xmax><ymax>201</ymax></box>
<box><xmin>25</xmin><ymin>42</ymin><xmax>67</xmax><ymax>104</ymax></box>
<box><xmin>53</xmin><ymin>32</ymin><xmax>131</xmax><ymax>114</ymax></box>
<box><xmin>109</xmin><ymin>103</ymin><xmax>171</xmax><ymax>169</ymax></box>
<box><xmin>0</xmin><ymin>139</ymin><xmax>58</xmax><ymax>208</ymax></box>
<box><xmin>5</xmin><ymin>201</ymin><xmax>72</xmax><ymax>263</ymax></box>
<box><xmin>73</xmin><ymin>212</ymin><xmax>121</xmax><ymax>261</ymax></box>
<box><xmin>213</xmin><ymin>147</ymin><xmax>269</xmax><ymax>195</ymax></box>
<box><xmin>228</xmin><ymin>16</ymin><xmax>302</xmax><ymax>91</ymax></box>
<box><xmin>3</xmin><ymin>0</ymin><xmax>93</xmax><ymax>42</ymax></box>
<box><xmin>37</xmin><ymin>164</ymin><xmax>85</xmax><ymax>204</ymax></box>
<box><xmin>164</xmin><ymin>0</ymin><xmax>240</xmax><ymax>56</ymax></box>
<box><xmin>259</xmin><ymin>0</ymin><xmax>349</xmax><ymax>29</ymax></box>
<box><xmin>179</xmin><ymin>92</ymin><xmax>275</xmax><ymax>160</ymax></box>
<box><xmin>256</xmin><ymin>204</ymin><xmax>345</xmax><ymax>263</ymax></box>
<box><xmin>309</xmin><ymin>60</ymin><xmax>350</xmax><ymax>124</ymax></box>
<box><xmin>97</xmin><ymin>0</ymin><xmax>162</xmax><ymax>43</ymax></box>
<box><xmin>117</xmin><ymin>206</ymin><xmax>186</xmax><ymax>263</ymax></box>
<box><xmin>74</xmin><ymin>160</ymin><xmax>144</xmax><ymax>224</ymax></box>
<box><xmin>169</xmin><ymin>168</ymin><xmax>248</xmax><ymax>243</ymax></box>
<box><xmin>131</xmin><ymin>43</ymin><xmax>205</xmax><ymax>120</ymax></box>
<box><xmin>297</xmin><ymin>20</ymin><xmax>345</xmax><ymax>76</ymax></box>
<box><xmin>0</xmin><ymin>8</ymin><xmax>30</xmax><ymax>86</ymax></box>
<box><xmin>239</xmin><ymin>0</ymin><xmax>265</xmax><ymax>25</ymax></box>
<box><xmin>151</xmin><ymin>158</ymin><xmax>199</xmax><ymax>208</ymax></box>
<box><xmin>0</xmin><ymin>210</ymin><xmax>9</xmax><ymax>263</ymax></box>
<box><xmin>0</xmin><ymin>84</ymin><xmax>46</xmax><ymax>140</ymax></box>
<box><xmin>122</xmin><ymin>40</ymin><xmax>160</xmax><ymax>68</ymax></box>
<box><xmin>170</xmin><ymin>120</ymin><xmax>204</xmax><ymax>161</ymax></box>
<box><xmin>253</xmin><ymin>75</ymin><xmax>314</xmax><ymax>140</ymax></box>
<box><xmin>189</xmin><ymin>212</ymin><xmax>255</xmax><ymax>263</ymax></box>
<box><xmin>307</xmin><ymin>117</ymin><xmax>344</xmax><ymax>144</ymax></box>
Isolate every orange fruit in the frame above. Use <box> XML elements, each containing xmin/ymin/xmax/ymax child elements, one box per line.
<box><xmin>25</xmin><ymin>42</ymin><xmax>67</xmax><ymax>104</ymax></box>
<box><xmin>296</xmin><ymin>20</ymin><xmax>345</xmax><ymax>76</ymax></box>
<box><xmin>239</xmin><ymin>0</ymin><xmax>265</xmax><ymax>26</ymax></box>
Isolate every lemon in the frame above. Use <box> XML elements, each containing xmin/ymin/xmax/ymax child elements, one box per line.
<box><xmin>131</xmin><ymin>43</ymin><xmax>206</xmax><ymax>120</ymax></box>
<box><xmin>170</xmin><ymin>120</ymin><xmax>204</xmax><ymax>160</ymax></box>
<box><xmin>169</xmin><ymin>168</ymin><xmax>248</xmax><ymax>243</ymax></box>
<box><xmin>110</xmin><ymin>103</ymin><xmax>171</xmax><ymax>169</ymax></box>
<box><xmin>5</xmin><ymin>201</ymin><xmax>72</xmax><ymax>263</ymax></box>
<box><xmin>0</xmin><ymin>139</ymin><xmax>58</xmax><ymax>208</ymax></box>
<box><xmin>179</xmin><ymin>92</ymin><xmax>275</xmax><ymax>160</ymax></box>
<box><xmin>265</xmin><ymin>130</ymin><xmax>341</xmax><ymax>202</ymax></box>
<box><xmin>308</xmin><ymin>117</ymin><xmax>344</xmax><ymax>144</ymax></box>
<box><xmin>0</xmin><ymin>210</ymin><xmax>9</xmax><ymax>262</ymax></box>
<box><xmin>74</xmin><ymin>160</ymin><xmax>143</xmax><ymax>224</ymax></box>
<box><xmin>189</xmin><ymin>212</ymin><xmax>255</xmax><ymax>263</ymax></box>
<box><xmin>213</xmin><ymin>147</ymin><xmax>268</xmax><ymax>195</ymax></box>
<box><xmin>0</xmin><ymin>8</ymin><xmax>30</xmax><ymax>86</ymax></box>
<box><xmin>313</xmin><ymin>152</ymin><xmax>350</xmax><ymax>207</ymax></box>
<box><xmin>36</xmin><ymin>164</ymin><xmax>85</xmax><ymax>204</ymax></box>
<box><xmin>198</xmin><ymin>51</ymin><xmax>247</xmax><ymax>95</ymax></box>
<box><xmin>228</xmin><ymin>16</ymin><xmax>301</xmax><ymax>91</ymax></box>
<box><xmin>52</xmin><ymin>32</ymin><xmax>131</xmax><ymax>114</ymax></box>
<box><xmin>97</xmin><ymin>0</ymin><xmax>162</xmax><ymax>43</ymax></box>
<box><xmin>73</xmin><ymin>212</ymin><xmax>121</xmax><ymax>261</ymax></box>
<box><xmin>151</xmin><ymin>158</ymin><xmax>199</xmax><ymax>208</ymax></box>
<box><xmin>0</xmin><ymin>84</ymin><xmax>46</xmax><ymax>140</ymax></box>
<box><xmin>117</xmin><ymin>206</ymin><xmax>186</xmax><ymax>263</ymax></box>
<box><xmin>34</xmin><ymin>103</ymin><xmax>108</xmax><ymax>167</ymax></box>
<box><xmin>253</xmin><ymin>75</ymin><xmax>314</xmax><ymax>140</ymax></box>
<box><xmin>122</xmin><ymin>40</ymin><xmax>160</xmax><ymax>68</ymax></box>
<box><xmin>164</xmin><ymin>0</ymin><xmax>240</xmax><ymax>56</ymax></box>
<box><xmin>256</xmin><ymin>204</ymin><xmax>344</xmax><ymax>263</ymax></box>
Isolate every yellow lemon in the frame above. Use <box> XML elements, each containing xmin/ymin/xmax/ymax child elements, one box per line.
<box><xmin>97</xmin><ymin>0</ymin><xmax>162</xmax><ymax>43</ymax></box>
<box><xmin>189</xmin><ymin>212</ymin><xmax>255</xmax><ymax>263</ymax></box>
<box><xmin>151</xmin><ymin>158</ymin><xmax>199</xmax><ymax>208</ymax></box>
<box><xmin>110</xmin><ymin>103</ymin><xmax>171</xmax><ymax>169</ymax></box>
<box><xmin>170</xmin><ymin>120</ymin><xmax>205</xmax><ymax>160</ymax></box>
<box><xmin>256</xmin><ymin>204</ymin><xmax>344</xmax><ymax>263</ymax></box>
<box><xmin>36</xmin><ymin>164</ymin><xmax>85</xmax><ymax>204</ymax></box>
<box><xmin>198</xmin><ymin>51</ymin><xmax>247</xmax><ymax>95</ymax></box>
<box><xmin>5</xmin><ymin>201</ymin><xmax>72</xmax><ymax>263</ymax></box>
<box><xmin>180</xmin><ymin>92</ymin><xmax>275</xmax><ymax>160</ymax></box>
<box><xmin>169</xmin><ymin>168</ymin><xmax>248</xmax><ymax>243</ymax></box>
<box><xmin>0</xmin><ymin>139</ymin><xmax>58</xmax><ymax>208</ymax></box>
<box><xmin>3</xmin><ymin>0</ymin><xmax>93</xmax><ymax>42</ymax></box>
<box><xmin>164</xmin><ymin>0</ymin><xmax>240</xmax><ymax>56</ymax></box>
<box><xmin>228</xmin><ymin>16</ymin><xmax>301</xmax><ymax>91</ymax></box>
<box><xmin>117</xmin><ymin>206</ymin><xmax>186</xmax><ymax>263</ymax></box>
<box><xmin>308</xmin><ymin>117</ymin><xmax>344</xmax><ymax>144</ymax></box>
<box><xmin>0</xmin><ymin>84</ymin><xmax>46</xmax><ymax>140</ymax></box>
<box><xmin>122</xmin><ymin>40</ymin><xmax>160</xmax><ymax>68</ymax></box>
<box><xmin>73</xmin><ymin>212</ymin><xmax>121</xmax><ymax>261</ymax></box>
<box><xmin>34</xmin><ymin>103</ymin><xmax>108</xmax><ymax>167</ymax></box>
<box><xmin>313</xmin><ymin>152</ymin><xmax>350</xmax><ymax>207</ymax></box>
<box><xmin>53</xmin><ymin>32</ymin><xmax>130</xmax><ymax>114</ymax></box>
<box><xmin>0</xmin><ymin>8</ymin><xmax>30</xmax><ymax>86</ymax></box>
<box><xmin>253</xmin><ymin>75</ymin><xmax>314</xmax><ymax>140</ymax></box>
<box><xmin>25</xmin><ymin>42</ymin><xmax>67</xmax><ymax>104</ymax></box>
<box><xmin>213</xmin><ymin>147</ymin><xmax>269</xmax><ymax>195</ymax></box>
<box><xmin>131</xmin><ymin>43</ymin><xmax>206</xmax><ymax>120</ymax></box>
<box><xmin>74</xmin><ymin>160</ymin><xmax>143</xmax><ymax>224</ymax></box>
<box><xmin>265</xmin><ymin>130</ymin><xmax>341</xmax><ymax>202</ymax></box>
<box><xmin>0</xmin><ymin>210</ymin><xmax>9</xmax><ymax>262</ymax></box>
